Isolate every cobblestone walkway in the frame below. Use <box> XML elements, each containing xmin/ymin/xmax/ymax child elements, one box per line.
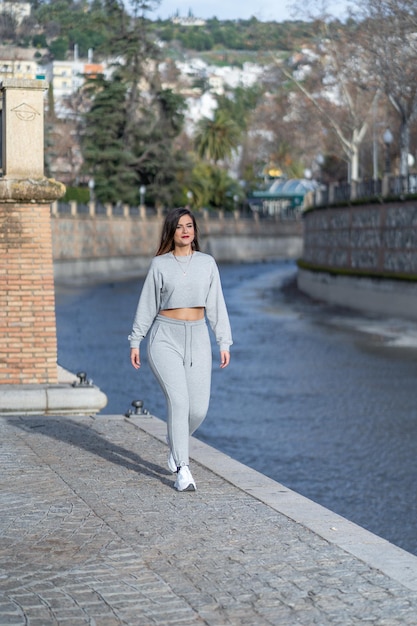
<box><xmin>1</xmin><ymin>414</ymin><xmax>417</xmax><ymax>625</ymax></box>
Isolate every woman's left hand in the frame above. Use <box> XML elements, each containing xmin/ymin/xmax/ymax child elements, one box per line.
<box><xmin>220</xmin><ymin>351</ymin><xmax>230</xmax><ymax>369</ymax></box>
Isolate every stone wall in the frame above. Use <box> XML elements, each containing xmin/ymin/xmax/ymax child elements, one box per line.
<box><xmin>299</xmin><ymin>201</ymin><xmax>417</xmax><ymax>321</ymax></box>
<box><xmin>302</xmin><ymin>202</ymin><xmax>417</xmax><ymax>275</ymax></box>
<box><xmin>51</xmin><ymin>211</ymin><xmax>303</xmax><ymax>281</ymax></box>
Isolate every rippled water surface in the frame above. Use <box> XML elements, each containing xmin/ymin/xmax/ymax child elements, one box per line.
<box><xmin>55</xmin><ymin>260</ymin><xmax>417</xmax><ymax>555</ymax></box>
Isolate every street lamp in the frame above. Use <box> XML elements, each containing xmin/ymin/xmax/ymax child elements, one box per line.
<box><xmin>88</xmin><ymin>178</ymin><xmax>95</xmax><ymax>202</ymax></box>
<box><xmin>139</xmin><ymin>185</ymin><xmax>146</xmax><ymax>207</ymax></box>
<box><xmin>315</xmin><ymin>153</ymin><xmax>324</xmax><ymax>183</ymax></box>
<box><xmin>186</xmin><ymin>190</ymin><xmax>193</xmax><ymax>208</ymax></box>
<box><xmin>383</xmin><ymin>128</ymin><xmax>393</xmax><ymax>174</ymax></box>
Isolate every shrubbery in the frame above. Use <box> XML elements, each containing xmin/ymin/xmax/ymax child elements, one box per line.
<box><xmin>62</xmin><ymin>186</ymin><xmax>90</xmax><ymax>204</ymax></box>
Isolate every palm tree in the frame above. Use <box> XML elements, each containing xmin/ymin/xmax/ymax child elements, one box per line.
<box><xmin>194</xmin><ymin>110</ymin><xmax>241</xmax><ymax>164</ymax></box>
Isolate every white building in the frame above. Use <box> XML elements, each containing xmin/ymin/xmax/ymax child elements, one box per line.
<box><xmin>0</xmin><ymin>46</ymin><xmax>45</xmax><ymax>80</ymax></box>
<box><xmin>185</xmin><ymin>91</ymin><xmax>217</xmax><ymax>133</ymax></box>
<box><xmin>171</xmin><ymin>16</ymin><xmax>206</xmax><ymax>26</ymax></box>
<box><xmin>209</xmin><ymin>62</ymin><xmax>264</xmax><ymax>90</ymax></box>
<box><xmin>48</xmin><ymin>60</ymin><xmax>85</xmax><ymax>102</ymax></box>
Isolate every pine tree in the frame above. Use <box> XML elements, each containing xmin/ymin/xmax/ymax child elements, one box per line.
<box><xmin>82</xmin><ymin>0</ymin><xmax>188</xmax><ymax>206</ymax></box>
<box><xmin>83</xmin><ymin>75</ymin><xmax>138</xmax><ymax>204</ymax></box>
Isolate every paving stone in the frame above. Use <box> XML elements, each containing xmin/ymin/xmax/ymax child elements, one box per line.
<box><xmin>1</xmin><ymin>414</ymin><xmax>417</xmax><ymax>625</ymax></box>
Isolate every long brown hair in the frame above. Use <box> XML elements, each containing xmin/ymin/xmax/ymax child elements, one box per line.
<box><xmin>155</xmin><ymin>208</ymin><xmax>200</xmax><ymax>256</ymax></box>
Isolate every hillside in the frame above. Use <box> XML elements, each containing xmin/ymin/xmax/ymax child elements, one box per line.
<box><xmin>0</xmin><ymin>0</ymin><xmax>320</xmax><ymax>61</ymax></box>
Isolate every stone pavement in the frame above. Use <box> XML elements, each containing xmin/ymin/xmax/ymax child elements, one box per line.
<box><xmin>1</xmin><ymin>414</ymin><xmax>417</xmax><ymax>626</ymax></box>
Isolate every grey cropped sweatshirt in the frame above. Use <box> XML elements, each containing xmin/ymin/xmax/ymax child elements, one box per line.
<box><xmin>128</xmin><ymin>251</ymin><xmax>233</xmax><ymax>352</ymax></box>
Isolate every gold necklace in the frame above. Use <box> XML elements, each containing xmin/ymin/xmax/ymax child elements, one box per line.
<box><xmin>172</xmin><ymin>252</ymin><xmax>193</xmax><ymax>275</ymax></box>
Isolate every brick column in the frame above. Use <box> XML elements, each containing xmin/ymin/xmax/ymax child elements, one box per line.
<box><xmin>0</xmin><ymin>79</ymin><xmax>65</xmax><ymax>385</ymax></box>
<box><xmin>1</xmin><ymin>203</ymin><xmax>56</xmax><ymax>383</ymax></box>
<box><xmin>0</xmin><ymin>180</ymin><xmax>65</xmax><ymax>384</ymax></box>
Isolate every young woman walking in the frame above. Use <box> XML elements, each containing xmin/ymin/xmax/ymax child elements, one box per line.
<box><xmin>129</xmin><ymin>207</ymin><xmax>232</xmax><ymax>491</ymax></box>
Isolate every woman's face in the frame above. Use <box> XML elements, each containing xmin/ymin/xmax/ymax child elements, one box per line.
<box><xmin>173</xmin><ymin>214</ymin><xmax>195</xmax><ymax>250</ymax></box>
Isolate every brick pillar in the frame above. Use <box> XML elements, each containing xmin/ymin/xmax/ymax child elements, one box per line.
<box><xmin>0</xmin><ymin>79</ymin><xmax>65</xmax><ymax>385</ymax></box>
<box><xmin>0</xmin><ymin>202</ymin><xmax>58</xmax><ymax>383</ymax></box>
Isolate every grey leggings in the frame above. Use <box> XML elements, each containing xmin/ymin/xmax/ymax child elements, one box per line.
<box><xmin>148</xmin><ymin>314</ymin><xmax>212</xmax><ymax>467</ymax></box>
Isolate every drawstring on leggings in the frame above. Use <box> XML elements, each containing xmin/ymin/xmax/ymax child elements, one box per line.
<box><xmin>155</xmin><ymin>314</ymin><xmax>203</xmax><ymax>368</ymax></box>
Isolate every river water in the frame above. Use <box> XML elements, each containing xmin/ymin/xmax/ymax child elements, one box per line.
<box><xmin>55</xmin><ymin>259</ymin><xmax>417</xmax><ymax>556</ymax></box>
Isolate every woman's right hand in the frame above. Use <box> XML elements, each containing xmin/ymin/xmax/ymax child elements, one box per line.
<box><xmin>130</xmin><ymin>348</ymin><xmax>141</xmax><ymax>369</ymax></box>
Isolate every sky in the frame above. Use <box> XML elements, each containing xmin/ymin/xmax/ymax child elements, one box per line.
<box><xmin>149</xmin><ymin>0</ymin><xmax>350</xmax><ymax>22</ymax></box>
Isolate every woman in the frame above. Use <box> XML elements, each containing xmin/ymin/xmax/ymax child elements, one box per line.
<box><xmin>129</xmin><ymin>207</ymin><xmax>232</xmax><ymax>491</ymax></box>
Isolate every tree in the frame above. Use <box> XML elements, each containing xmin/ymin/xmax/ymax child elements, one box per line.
<box><xmin>354</xmin><ymin>0</ymin><xmax>417</xmax><ymax>177</ymax></box>
<box><xmin>82</xmin><ymin>0</ymin><xmax>189</xmax><ymax>206</ymax></box>
<box><xmin>33</xmin><ymin>0</ymin><xmax>120</xmax><ymax>58</ymax></box>
<box><xmin>238</xmin><ymin>87</ymin><xmax>318</xmax><ymax>185</ymax></box>
<box><xmin>194</xmin><ymin>110</ymin><xmax>241</xmax><ymax>164</ymax></box>
<box><xmin>49</xmin><ymin>36</ymin><xmax>69</xmax><ymax>59</ymax></box>
<box><xmin>83</xmin><ymin>75</ymin><xmax>138</xmax><ymax>203</ymax></box>
<box><xmin>277</xmin><ymin>7</ymin><xmax>378</xmax><ymax>183</ymax></box>
<box><xmin>0</xmin><ymin>11</ymin><xmax>17</xmax><ymax>42</ymax></box>
<box><xmin>208</xmin><ymin>166</ymin><xmax>241</xmax><ymax>210</ymax></box>
<box><xmin>186</xmin><ymin>162</ymin><xmax>242</xmax><ymax>211</ymax></box>
<box><xmin>216</xmin><ymin>85</ymin><xmax>262</xmax><ymax>133</ymax></box>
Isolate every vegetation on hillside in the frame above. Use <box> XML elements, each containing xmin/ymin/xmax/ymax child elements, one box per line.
<box><xmin>153</xmin><ymin>17</ymin><xmax>318</xmax><ymax>53</ymax></box>
<box><xmin>1</xmin><ymin>0</ymin><xmax>322</xmax><ymax>59</ymax></box>
<box><xmin>2</xmin><ymin>0</ymin><xmax>415</xmax><ymax>208</ymax></box>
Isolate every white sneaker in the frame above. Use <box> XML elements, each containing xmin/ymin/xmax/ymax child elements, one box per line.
<box><xmin>174</xmin><ymin>466</ymin><xmax>196</xmax><ymax>492</ymax></box>
<box><xmin>168</xmin><ymin>450</ymin><xmax>177</xmax><ymax>473</ymax></box>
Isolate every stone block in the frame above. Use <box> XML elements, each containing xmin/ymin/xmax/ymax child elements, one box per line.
<box><xmin>1</xmin><ymin>78</ymin><xmax>47</xmax><ymax>178</ymax></box>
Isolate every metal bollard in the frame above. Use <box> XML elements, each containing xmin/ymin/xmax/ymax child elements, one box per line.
<box><xmin>125</xmin><ymin>399</ymin><xmax>150</xmax><ymax>417</ymax></box>
<box><xmin>72</xmin><ymin>371</ymin><xmax>93</xmax><ymax>387</ymax></box>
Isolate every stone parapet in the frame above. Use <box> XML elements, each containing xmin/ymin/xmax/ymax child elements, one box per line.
<box><xmin>50</xmin><ymin>209</ymin><xmax>303</xmax><ymax>268</ymax></box>
<box><xmin>302</xmin><ymin>201</ymin><xmax>417</xmax><ymax>276</ymax></box>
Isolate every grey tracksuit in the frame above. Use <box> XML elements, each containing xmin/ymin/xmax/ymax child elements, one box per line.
<box><xmin>129</xmin><ymin>252</ymin><xmax>232</xmax><ymax>467</ymax></box>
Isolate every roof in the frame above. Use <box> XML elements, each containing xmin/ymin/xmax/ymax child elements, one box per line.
<box><xmin>251</xmin><ymin>178</ymin><xmax>318</xmax><ymax>199</ymax></box>
<box><xmin>0</xmin><ymin>46</ymin><xmax>43</xmax><ymax>62</ymax></box>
